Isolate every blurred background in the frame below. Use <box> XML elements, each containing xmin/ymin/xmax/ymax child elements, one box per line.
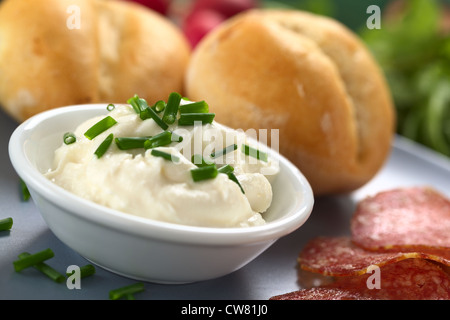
<box><xmin>0</xmin><ymin>0</ymin><xmax>448</xmax><ymax>157</ymax></box>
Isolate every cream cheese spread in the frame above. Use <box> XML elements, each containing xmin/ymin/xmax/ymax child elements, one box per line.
<box><xmin>45</xmin><ymin>100</ymin><xmax>279</xmax><ymax>228</ymax></box>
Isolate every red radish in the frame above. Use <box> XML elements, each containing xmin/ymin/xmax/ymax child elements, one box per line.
<box><xmin>190</xmin><ymin>0</ymin><xmax>259</xmax><ymax>18</ymax></box>
<box><xmin>183</xmin><ymin>9</ymin><xmax>226</xmax><ymax>47</ymax></box>
<box><xmin>124</xmin><ymin>0</ymin><xmax>172</xmax><ymax>15</ymax></box>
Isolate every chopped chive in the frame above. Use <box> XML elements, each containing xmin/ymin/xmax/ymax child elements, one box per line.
<box><xmin>178</xmin><ymin>113</ymin><xmax>215</xmax><ymax>126</ymax></box>
<box><xmin>227</xmin><ymin>172</ymin><xmax>245</xmax><ymax>194</ymax></box>
<box><xmin>144</xmin><ymin>131</ymin><xmax>172</xmax><ymax>149</ymax></box>
<box><xmin>79</xmin><ymin>264</ymin><xmax>96</xmax><ymax>278</ymax></box>
<box><xmin>162</xmin><ymin>92</ymin><xmax>181</xmax><ymax>124</ymax></box>
<box><xmin>63</xmin><ymin>132</ymin><xmax>76</xmax><ymax>145</ymax></box>
<box><xmin>20</xmin><ymin>179</ymin><xmax>30</xmax><ymax>201</ymax></box>
<box><xmin>151</xmin><ymin>149</ymin><xmax>180</xmax><ymax>162</ymax></box>
<box><xmin>191</xmin><ymin>164</ymin><xmax>218</xmax><ymax>182</ymax></box>
<box><xmin>211</xmin><ymin>144</ymin><xmax>238</xmax><ymax>158</ymax></box>
<box><xmin>217</xmin><ymin>164</ymin><xmax>234</xmax><ymax>174</ymax></box>
<box><xmin>136</xmin><ymin>99</ymin><xmax>152</xmax><ymax>120</ymax></box>
<box><xmin>84</xmin><ymin>116</ymin><xmax>117</xmax><ymax>140</ymax></box>
<box><xmin>241</xmin><ymin>144</ymin><xmax>268</xmax><ymax>162</ymax></box>
<box><xmin>115</xmin><ymin>137</ymin><xmax>149</xmax><ymax>150</ymax></box>
<box><xmin>171</xmin><ymin>132</ymin><xmax>183</xmax><ymax>142</ymax></box>
<box><xmin>179</xmin><ymin>100</ymin><xmax>209</xmax><ymax>114</ymax></box>
<box><xmin>17</xmin><ymin>252</ymin><xmax>65</xmax><ymax>283</ymax></box>
<box><xmin>216</xmin><ymin>165</ymin><xmax>244</xmax><ymax>193</ymax></box>
<box><xmin>0</xmin><ymin>217</ymin><xmax>13</xmax><ymax>231</ymax></box>
<box><xmin>128</xmin><ymin>95</ymin><xmax>169</xmax><ymax>129</ymax></box>
<box><xmin>140</xmin><ymin>104</ymin><xmax>169</xmax><ymax>130</ymax></box>
<box><xmin>130</xmin><ymin>96</ymin><xmax>150</xmax><ymax>118</ymax></box>
<box><xmin>66</xmin><ymin>264</ymin><xmax>96</xmax><ymax>279</ymax></box>
<box><xmin>109</xmin><ymin>282</ymin><xmax>145</xmax><ymax>300</ymax></box>
<box><xmin>94</xmin><ymin>133</ymin><xmax>114</xmax><ymax>158</ymax></box>
<box><xmin>13</xmin><ymin>248</ymin><xmax>54</xmax><ymax>272</ymax></box>
<box><xmin>152</xmin><ymin>100</ymin><xmax>166</xmax><ymax>113</ymax></box>
<box><xmin>191</xmin><ymin>154</ymin><xmax>213</xmax><ymax>167</ymax></box>
<box><xmin>107</xmin><ymin>103</ymin><xmax>115</xmax><ymax>111</ymax></box>
<box><xmin>127</xmin><ymin>95</ymin><xmax>142</xmax><ymax>114</ymax></box>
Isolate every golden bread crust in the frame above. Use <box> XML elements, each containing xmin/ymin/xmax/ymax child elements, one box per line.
<box><xmin>0</xmin><ymin>0</ymin><xmax>190</xmax><ymax>122</ymax></box>
<box><xmin>185</xmin><ymin>9</ymin><xmax>395</xmax><ymax>195</ymax></box>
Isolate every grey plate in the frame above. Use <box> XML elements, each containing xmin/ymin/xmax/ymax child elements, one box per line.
<box><xmin>1</xmin><ymin>107</ymin><xmax>449</xmax><ymax>300</ymax></box>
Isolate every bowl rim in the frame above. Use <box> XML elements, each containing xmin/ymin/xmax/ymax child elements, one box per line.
<box><xmin>8</xmin><ymin>104</ymin><xmax>314</xmax><ymax>246</ymax></box>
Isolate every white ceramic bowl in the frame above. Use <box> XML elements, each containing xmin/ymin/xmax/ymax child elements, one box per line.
<box><xmin>9</xmin><ymin>104</ymin><xmax>314</xmax><ymax>284</ymax></box>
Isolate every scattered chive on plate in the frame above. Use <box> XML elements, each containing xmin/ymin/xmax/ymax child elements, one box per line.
<box><xmin>109</xmin><ymin>282</ymin><xmax>145</xmax><ymax>300</ymax></box>
<box><xmin>0</xmin><ymin>217</ymin><xmax>13</xmax><ymax>231</ymax></box>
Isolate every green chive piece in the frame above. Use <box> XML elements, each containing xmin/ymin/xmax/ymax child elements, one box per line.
<box><xmin>128</xmin><ymin>95</ymin><xmax>169</xmax><ymax>130</ymax></box>
<box><xmin>17</xmin><ymin>252</ymin><xmax>65</xmax><ymax>283</ymax></box>
<box><xmin>191</xmin><ymin>164</ymin><xmax>218</xmax><ymax>182</ymax></box>
<box><xmin>20</xmin><ymin>179</ymin><xmax>30</xmax><ymax>201</ymax></box>
<box><xmin>228</xmin><ymin>172</ymin><xmax>245</xmax><ymax>194</ymax></box>
<box><xmin>216</xmin><ymin>165</ymin><xmax>244</xmax><ymax>193</ymax></box>
<box><xmin>217</xmin><ymin>164</ymin><xmax>234</xmax><ymax>175</ymax></box>
<box><xmin>0</xmin><ymin>217</ymin><xmax>13</xmax><ymax>231</ymax></box>
<box><xmin>163</xmin><ymin>92</ymin><xmax>181</xmax><ymax>124</ymax></box>
<box><xmin>144</xmin><ymin>131</ymin><xmax>172</xmax><ymax>149</ymax></box>
<box><xmin>109</xmin><ymin>282</ymin><xmax>145</xmax><ymax>300</ymax></box>
<box><xmin>151</xmin><ymin>149</ymin><xmax>180</xmax><ymax>162</ymax></box>
<box><xmin>241</xmin><ymin>144</ymin><xmax>268</xmax><ymax>162</ymax></box>
<box><xmin>107</xmin><ymin>103</ymin><xmax>115</xmax><ymax>111</ymax></box>
<box><xmin>13</xmin><ymin>248</ymin><xmax>54</xmax><ymax>272</ymax></box>
<box><xmin>130</xmin><ymin>96</ymin><xmax>151</xmax><ymax>119</ymax></box>
<box><xmin>152</xmin><ymin>100</ymin><xmax>166</xmax><ymax>113</ymax></box>
<box><xmin>139</xmin><ymin>102</ymin><xmax>169</xmax><ymax>130</ymax></box>
<box><xmin>191</xmin><ymin>154</ymin><xmax>213</xmax><ymax>167</ymax></box>
<box><xmin>179</xmin><ymin>100</ymin><xmax>209</xmax><ymax>114</ymax></box>
<box><xmin>127</xmin><ymin>94</ymin><xmax>142</xmax><ymax>114</ymax></box>
<box><xmin>171</xmin><ymin>132</ymin><xmax>183</xmax><ymax>142</ymax></box>
<box><xmin>94</xmin><ymin>133</ymin><xmax>114</xmax><ymax>158</ymax></box>
<box><xmin>145</xmin><ymin>108</ymin><xmax>169</xmax><ymax>130</ymax></box>
<box><xmin>63</xmin><ymin>132</ymin><xmax>76</xmax><ymax>145</ymax></box>
<box><xmin>211</xmin><ymin>144</ymin><xmax>238</xmax><ymax>159</ymax></box>
<box><xmin>79</xmin><ymin>264</ymin><xmax>96</xmax><ymax>278</ymax></box>
<box><xmin>66</xmin><ymin>264</ymin><xmax>96</xmax><ymax>279</ymax></box>
<box><xmin>137</xmin><ymin>100</ymin><xmax>152</xmax><ymax>120</ymax></box>
<box><xmin>84</xmin><ymin>116</ymin><xmax>117</xmax><ymax>140</ymax></box>
<box><xmin>115</xmin><ymin>137</ymin><xmax>149</xmax><ymax>150</ymax></box>
<box><xmin>178</xmin><ymin>113</ymin><xmax>215</xmax><ymax>126</ymax></box>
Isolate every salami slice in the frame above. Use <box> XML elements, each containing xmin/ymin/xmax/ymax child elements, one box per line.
<box><xmin>270</xmin><ymin>287</ymin><xmax>373</xmax><ymax>300</ymax></box>
<box><xmin>350</xmin><ymin>187</ymin><xmax>450</xmax><ymax>253</ymax></box>
<box><xmin>298</xmin><ymin>237</ymin><xmax>449</xmax><ymax>276</ymax></box>
<box><xmin>271</xmin><ymin>259</ymin><xmax>450</xmax><ymax>300</ymax></box>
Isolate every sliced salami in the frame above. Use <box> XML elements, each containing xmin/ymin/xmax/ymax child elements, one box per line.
<box><xmin>270</xmin><ymin>287</ymin><xmax>373</xmax><ymax>300</ymax></box>
<box><xmin>272</xmin><ymin>258</ymin><xmax>450</xmax><ymax>300</ymax></box>
<box><xmin>350</xmin><ymin>187</ymin><xmax>450</xmax><ymax>252</ymax></box>
<box><xmin>298</xmin><ymin>236</ymin><xmax>449</xmax><ymax>276</ymax></box>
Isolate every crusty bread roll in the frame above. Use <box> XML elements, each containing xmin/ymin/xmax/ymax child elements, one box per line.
<box><xmin>0</xmin><ymin>0</ymin><xmax>190</xmax><ymax>122</ymax></box>
<box><xmin>185</xmin><ymin>9</ymin><xmax>395</xmax><ymax>195</ymax></box>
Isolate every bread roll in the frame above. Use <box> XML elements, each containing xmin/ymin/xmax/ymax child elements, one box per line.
<box><xmin>185</xmin><ymin>9</ymin><xmax>395</xmax><ymax>195</ymax></box>
<box><xmin>0</xmin><ymin>0</ymin><xmax>190</xmax><ymax>122</ymax></box>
